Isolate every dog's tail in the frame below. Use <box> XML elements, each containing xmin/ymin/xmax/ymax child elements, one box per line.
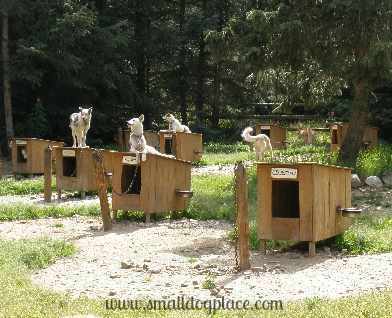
<box><xmin>241</xmin><ymin>127</ymin><xmax>258</xmax><ymax>143</ymax></box>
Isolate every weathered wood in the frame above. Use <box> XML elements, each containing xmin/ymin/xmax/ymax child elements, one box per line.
<box><xmin>92</xmin><ymin>150</ymin><xmax>112</xmax><ymax>231</ymax></box>
<box><xmin>235</xmin><ymin>162</ymin><xmax>250</xmax><ymax>271</ymax></box>
<box><xmin>308</xmin><ymin>241</ymin><xmax>316</xmax><ymax>257</ymax></box>
<box><xmin>44</xmin><ymin>147</ymin><xmax>52</xmax><ymax>202</ymax></box>
<box><xmin>159</xmin><ymin>130</ymin><xmax>203</xmax><ymax>162</ymax></box>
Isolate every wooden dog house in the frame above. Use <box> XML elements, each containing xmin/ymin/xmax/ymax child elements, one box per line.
<box><xmin>117</xmin><ymin>128</ymin><xmax>159</xmax><ymax>152</ymax></box>
<box><xmin>257</xmin><ymin>163</ymin><xmax>359</xmax><ymax>256</ymax></box>
<box><xmin>111</xmin><ymin>152</ymin><xmax>192</xmax><ymax>216</ymax></box>
<box><xmin>255</xmin><ymin>124</ymin><xmax>286</xmax><ymax>149</ymax></box>
<box><xmin>159</xmin><ymin>130</ymin><xmax>203</xmax><ymax>162</ymax></box>
<box><xmin>53</xmin><ymin>147</ymin><xmax>115</xmax><ymax>197</ymax></box>
<box><xmin>10</xmin><ymin>138</ymin><xmax>64</xmax><ymax>175</ymax></box>
<box><xmin>330</xmin><ymin>123</ymin><xmax>378</xmax><ymax>151</ymax></box>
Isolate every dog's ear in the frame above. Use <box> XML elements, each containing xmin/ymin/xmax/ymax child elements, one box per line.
<box><xmin>79</xmin><ymin>107</ymin><xmax>83</xmax><ymax>111</ymax></box>
<box><xmin>88</xmin><ymin>107</ymin><xmax>93</xmax><ymax>114</ymax></box>
<box><xmin>139</xmin><ymin>114</ymin><xmax>144</xmax><ymax>122</ymax></box>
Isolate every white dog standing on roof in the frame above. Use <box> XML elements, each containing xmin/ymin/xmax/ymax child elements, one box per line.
<box><xmin>163</xmin><ymin>113</ymin><xmax>191</xmax><ymax>133</ymax></box>
<box><xmin>69</xmin><ymin>106</ymin><xmax>93</xmax><ymax>148</ymax></box>
<box><xmin>127</xmin><ymin>114</ymin><xmax>173</xmax><ymax>157</ymax></box>
<box><xmin>241</xmin><ymin>127</ymin><xmax>272</xmax><ymax>161</ymax></box>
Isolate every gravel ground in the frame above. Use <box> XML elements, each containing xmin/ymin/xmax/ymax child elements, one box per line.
<box><xmin>0</xmin><ymin>217</ymin><xmax>391</xmax><ymax>302</ymax></box>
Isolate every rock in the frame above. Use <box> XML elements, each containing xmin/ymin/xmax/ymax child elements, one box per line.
<box><xmin>142</xmin><ymin>264</ymin><xmax>149</xmax><ymax>271</ymax></box>
<box><xmin>192</xmin><ymin>280</ymin><xmax>199</xmax><ymax>285</ymax></box>
<box><xmin>108</xmin><ymin>291</ymin><xmax>116</xmax><ymax>296</ymax></box>
<box><xmin>382</xmin><ymin>171</ymin><xmax>392</xmax><ymax>186</ymax></box>
<box><xmin>180</xmin><ymin>283</ymin><xmax>188</xmax><ymax>287</ymax></box>
<box><xmin>120</xmin><ymin>261</ymin><xmax>133</xmax><ymax>269</ymax></box>
<box><xmin>351</xmin><ymin>174</ymin><xmax>362</xmax><ymax>188</ymax></box>
<box><xmin>110</xmin><ymin>274</ymin><xmax>121</xmax><ymax>279</ymax></box>
<box><xmin>365</xmin><ymin>176</ymin><xmax>383</xmax><ymax>188</ymax></box>
<box><xmin>148</xmin><ymin>268</ymin><xmax>161</xmax><ymax>274</ymax></box>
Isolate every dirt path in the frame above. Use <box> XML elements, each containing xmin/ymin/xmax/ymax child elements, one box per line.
<box><xmin>0</xmin><ymin>217</ymin><xmax>391</xmax><ymax>302</ymax></box>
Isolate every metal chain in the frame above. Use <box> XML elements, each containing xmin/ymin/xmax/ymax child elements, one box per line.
<box><xmin>111</xmin><ymin>165</ymin><xmax>139</xmax><ymax>197</ymax></box>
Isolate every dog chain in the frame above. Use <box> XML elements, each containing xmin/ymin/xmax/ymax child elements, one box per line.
<box><xmin>111</xmin><ymin>164</ymin><xmax>139</xmax><ymax>197</ymax></box>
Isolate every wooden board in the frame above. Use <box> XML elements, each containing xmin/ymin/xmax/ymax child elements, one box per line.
<box><xmin>255</xmin><ymin>124</ymin><xmax>286</xmax><ymax>149</ymax></box>
<box><xmin>298</xmin><ymin>165</ymin><xmax>313</xmax><ymax>241</ymax></box>
<box><xmin>159</xmin><ymin>131</ymin><xmax>202</xmax><ymax>162</ymax></box>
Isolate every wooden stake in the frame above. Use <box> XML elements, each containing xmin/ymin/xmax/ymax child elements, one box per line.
<box><xmin>308</xmin><ymin>241</ymin><xmax>316</xmax><ymax>257</ymax></box>
<box><xmin>235</xmin><ymin>162</ymin><xmax>251</xmax><ymax>271</ymax></box>
<box><xmin>92</xmin><ymin>150</ymin><xmax>112</xmax><ymax>231</ymax></box>
<box><xmin>44</xmin><ymin>147</ymin><xmax>52</xmax><ymax>202</ymax></box>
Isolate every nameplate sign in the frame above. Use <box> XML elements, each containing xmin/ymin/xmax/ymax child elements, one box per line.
<box><xmin>271</xmin><ymin>168</ymin><xmax>297</xmax><ymax>179</ymax></box>
<box><xmin>62</xmin><ymin>150</ymin><xmax>75</xmax><ymax>157</ymax></box>
<box><xmin>259</xmin><ymin>126</ymin><xmax>270</xmax><ymax>130</ymax></box>
<box><xmin>164</xmin><ymin>134</ymin><xmax>173</xmax><ymax>139</ymax></box>
<box><xmin>122</xmin><ymin>155</ymin><xmax>138</xmax><ymax>165</ymax></box>
<box><xmin>15</xmin><ymin>140</ymin><xmax>27</xmax><ymax>145</ymax></box>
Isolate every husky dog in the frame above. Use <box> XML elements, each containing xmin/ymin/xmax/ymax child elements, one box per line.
<box><xmin>69</xmin><ymin>107</ymin><xmax>93</xmax><ymax>148</ymax></box>
<box><xmin>241</xmin><ymin>127</ymin><xmax>272</xmax><ymax>161</ymax></box>
<box><xmin>127</xmin><ymin>114</ymin><xmax>173</xmax><ymax>157</ymax></box>
<box><xmin>163</xmin><ymin>113</ymin><xmax>191</xmax><ymax>133</ymax></box>
<box><xmin>299</xmin><ymin>127</ymin><xmax>315</xmax><ymax>145</ymax></box>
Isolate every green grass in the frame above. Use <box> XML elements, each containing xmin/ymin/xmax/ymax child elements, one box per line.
<box><xmin>0</xmin><ymin>176</ymin><xmax>56</xmax><ymax>196</ymax></box>
<box><xmin>356</xmin><ymin>145</ymin><xmax>392</xmax><ymax>177</ymax></box>
<box><xmin>0</xmin><ymin>203</ymin><xmax>100</xmax><ymax>221</ymax></box>
<box><xmin>1</xmin><ymin>239</ymin><xmax>392</xmax><ymax>317</ymax></box>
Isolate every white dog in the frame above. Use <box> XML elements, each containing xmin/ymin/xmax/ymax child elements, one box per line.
<box><xmin>127</xmin><ymin>114</ymin><xmax>173</xmax><ymax>157</ymax></box>
<box><xmin>163</xmin><ymin>113</ymin><xmax>191</xmax><ymax>133</ymax></box>
<box><xmin>69</xmin><ymin>107</ymin><xmax>93</xmax><ymax>148</ymax></box>
<box><xmin>241</xmin><ymin>127</ymin><xmax>272</xmax><ymax>161</ymax></box>
<box><xmin>299</xmin><ymin>127</ymin><xmax>315</xmax><ymax>145</ymax></box>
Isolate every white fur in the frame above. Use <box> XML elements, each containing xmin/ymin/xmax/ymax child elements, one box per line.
<box><xmin>299</xmin><ymin>127</ymin><xmax>315</xmax><ymax>145</ymax></box>
<box><xmin>163</xmin><ymin>113</ymin><xmax>191</xmax><ymax>133</ymax></box>
<box><xmin>69</xmin><ymin>107</ymin><xmax>93</xmax><ymax>148</ymax></box>
<box><xmin>127</xmin><ymin>114</ymin><xmax>174</xmax><ymax>157</ymax></box>
<box><xmin>241</xmin><ymin>127</ymin><xmax>272</xmax><ymax>161</ymax></box>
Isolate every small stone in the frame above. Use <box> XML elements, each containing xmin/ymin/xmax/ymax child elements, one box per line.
<box><xmin>365</xmin><ymin>176</ymin><xmax>383</xmax><ymax>188</ymax></box>
<box><xmin>382</xmin><ymin>171</ymin><xmax>392</xmax><ymax>186</ymax></box>
<box><xmin>192</xmin><ymin>280</ymin><xmax>198</xmax><ymax>285</ymax></box>
<box><xmin>180</xmin><ymin>283</ymin><xmax>188</xmax><ymax>287</ymax></box>
<box><xmin>142</xmin><ymin>264</ymin><xmax>149</xmax><ymax>271</ymax></box>
<box><xmin>351</xmin><ymin>174</ymin><xmax>362</xmax><ymax>188</ymax></box>
<box><xmin>110</xmin><ymin>274</ymin><xmax>121</xmax><ymax>279</ymax></box>
<box><xmin>149</xmin><ymin>268</ymin><xmax>161</xmax><ymax>274</ymax></box>
<box><xmin>109</xmin><ymin>291</ymin><xmax>116</xmax><ymax>296</ymax></box>
<box><xmin>165</xmin><ymin>283</ymin><xmax>172</xmax><ymax>287</ymax></box>
<box><xmin>120</xmin><ymin>261</ymin><xmax>133</xmax><ymax>269</ymax></box>
<box><xmin>89</xmin><ymin>225</ymin><xmax>100</xmax><ymax>231</ymax></box>
<box><xmin>144</xmin><ymin>258</ymin><xmax>151</xmax><ymax>262</ymax></box>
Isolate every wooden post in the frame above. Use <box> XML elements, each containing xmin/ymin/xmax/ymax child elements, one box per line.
<box><xmin>44</xmin><ymin>147</ymin><xmax>52</xmax><ymax>202</ymax></box>
<box><xmin>235</xmin><ymin>162</ymin><xmax>251</xmax><ymax>271</ymax></box>
<box><xmin>309</xmin><ymin>241</ymin><xmax>316</xmax><ymax>257</ymax></box>
<box><xmin>259</xmin><ymin>239</ymin><xmax>267</xmax><ymax>255</ymax></box>
<box><xmin>92</xmin><ymin>150</ymin><xmax>112</xmax><ymax>231</ymax></box>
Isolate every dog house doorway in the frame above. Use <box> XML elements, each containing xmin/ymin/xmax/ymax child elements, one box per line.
<box><xmin>63</xmin><ymin>157</ymin><xmax>77</xmax><ymax>177</ymax></box>
<box><xmin>121</xmin><ymin>164</ymin><xmax>141</xmax><ymax>194</ymax></box>
<box><xmin>16</xmin><ymin>146</ymin><xmax>27</xmax><ymax>163</ymax></box>
<box><xmin>272</xmin><ymin>180</ymin><xmax>299</xmax><ymax>218</ymax></box>
<box><xmin>259</xmin><ymin>127</ymin><xmax>271</xmax><ymax>137</ymax></box>
<box><xmin>164</xmin><ymin>136</ymin><xmax>174</xmax><ymax>155</ymax></box>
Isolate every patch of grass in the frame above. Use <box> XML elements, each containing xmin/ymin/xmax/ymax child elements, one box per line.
<box><xmin>0</xmin><ymin>176</ymin><xmax>56</xmax><ymax>196</ymax></box>
<box><xmin>334</xmin><ymin>213</ymin><xmax>392</xmax><ymax>254</ymax></box>
<box><xmin>201</xmin><ymin>275</ymin><xmax>216</xmax><ymax>290</ymax></box>
<box><xmin>0</xmin><ymin>203</ymin><xmax>100</xmax><ymax>221</ymax></box>
<box><xmin>204</xmin><ymin>142</ymin><xmax>249</xmax><ymax>154</ymax></box>
<box><xmin>199</xmin><ymin>151</ymin><xmax>254</xmax><ymax>166</ymax></box>
<box><xmin>356</xmin><ymin>145</ymin><xmax>392</xmax><ymax>177</ymax></box>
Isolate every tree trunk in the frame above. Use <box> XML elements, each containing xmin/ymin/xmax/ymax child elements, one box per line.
<box><xmin>338</xmin><ymin>79</ymin><xmax>370</xmax><ymax>166</ymax></box>
<box><xmin>178</xmin><ymin>0</ymin><xmax>188</xmax><ymax>124</ymax></box>
<box><xmin>211</xmin><ymin>63</ymin><xmax>220</xmax><ymax>127</ymax></box>
<box><xmin>1</xmin><ymin>10</ymin><xmax>14</xmax><ymax>149</ymax></box>
<box><xmin>195</xmin><ymin>0</ymin><xmax>206</xmax><ymax>127</ymax></box>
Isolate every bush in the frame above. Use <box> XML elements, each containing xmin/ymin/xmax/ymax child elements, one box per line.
<box><xmin>356</xmin><ymin>145</ymin><xmax>392</xmax><ymax>177</ymax></box>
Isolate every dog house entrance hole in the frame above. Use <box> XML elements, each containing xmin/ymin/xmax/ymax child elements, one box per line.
<box><xmin>260</xmin><ymin>128</ymin><xmax>270</xmax><ymax>137</ymax></box>
<box><xmin>164</xmin><ymin>137</ymin><xmax>173</xmax><ymax>155</ymax></box>
<box><xmin>121</xmin><ymin>165</ymin><xmax>141</xmax><ymax>194</ymax></box>
<box><xmin>272</xmin><ymin>180</ymin><xmax>299</xmax><ymax>218</ymax></box>
<box><xmin>331</xmin><ymin>129</ymin><xmax>338</xmax><ymax>144</ymax></box>
<box><xmin>17</xmin><ymin>146</ymin><xmax>28</xmax><ymax>163</ymax></box>
<box><xmin>63</xmin><ymin>157</ymin><xmax>77</xmax><ymax>177</ymax></box>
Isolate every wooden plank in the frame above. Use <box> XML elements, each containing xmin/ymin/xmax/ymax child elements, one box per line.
<box><xmin>299</xmin><ymin>165</ymin><xmax>313</xmax><ymax>241</ymax></box>
<box><xmin>312</xmin><ymin>165</ymin><xmax>328</xmax><ymax>241</ymax></box>
<box><xmin>271</xmin><ymin>218</ymin><xmax>300</xmax><ymax>240</ymax></box>
<box><xmin>235</xmin><ymin>163</ymin><xmax>250</xmax><ymax>271</ymax></box>
<box><xmin>257</xmin><ymin>164</ymin><xmax>272</xmax><ymax>239</ymax></box>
